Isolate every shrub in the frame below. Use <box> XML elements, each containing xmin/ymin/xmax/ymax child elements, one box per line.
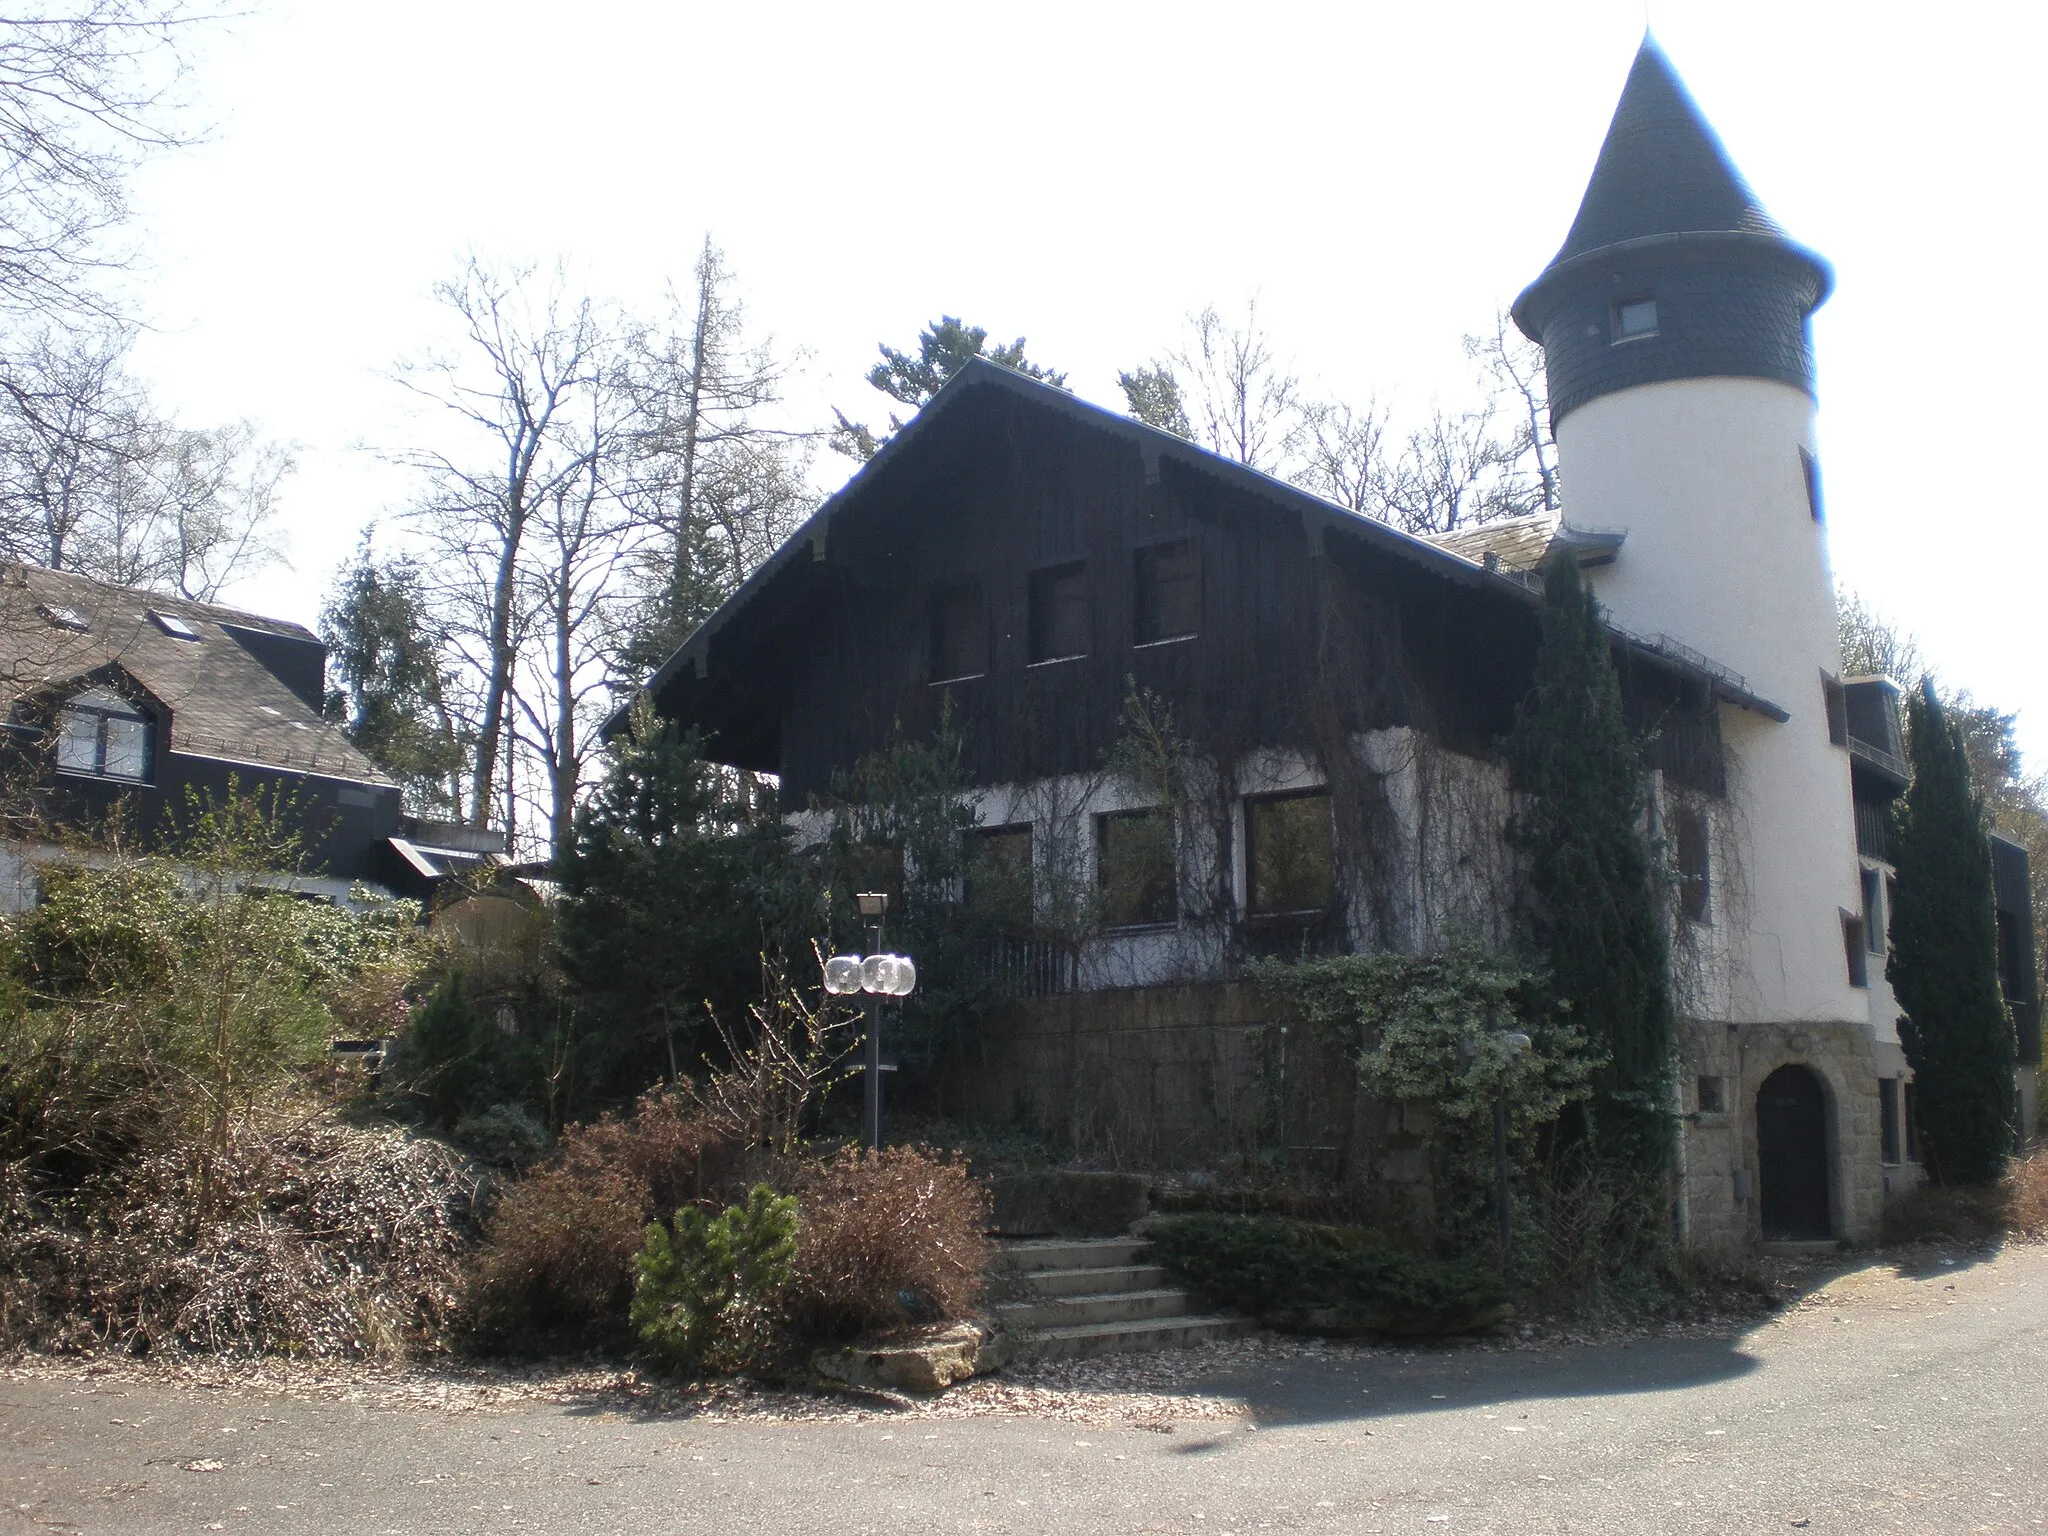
<box><xmin>466</xmin><ymin>1091</ymin><xmax>743</xmax><ymax>1347</ymax></box>
<box><xmin>452</xmin><ymin>1103</ymin><xmax>551</xmax><ymax>1171</ymax></box>
<box><xmin>631</xmin><ymin>1185</ymin><xmax>798</xmax><ymax>1374</ymax></box>
<box><xmin>1146</xmin><ymin>1213</ymin><xmax>1509</xmax><ymax>1336</ymax></box>
<box><xmin>785</xmin><ymin>1146</ymin><xmax>991</xmax><ymax>1339</ymax></box>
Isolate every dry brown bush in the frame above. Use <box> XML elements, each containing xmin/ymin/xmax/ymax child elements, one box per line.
<box><xmin>2006</xmin><ymin>1146</ymin><xmax>2048</xmax><ymax>1240</ymax></box>
<box><xmin>785</xmin><ymin>1146</ymin><xmax>991</xmax><ymax>1340</ymax></box>
<box><xmin>466</xmin><ymin>1090</ymin><xmax>747</xmax><ymax>1347</ymax></box>
<box><xmin>1881</xmin><ymin>1145</ymin><xmax>2048</xmax><ymax>1245</ymax></box>
<box><xmin>0</xmin><ymin>1121</ymin><xmax>480</xmax><ymax>1359</ymax></box>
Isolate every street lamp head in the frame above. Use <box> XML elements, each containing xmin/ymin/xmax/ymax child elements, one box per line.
<box><xmin>856</xmin><ymin>891</ymin><xmax>889</xmax><ymax>919</ymax></box>
<box><xmin>822</xmin><ymin>954</ymin><xmax>864</xmax><ymax>994</ymax></box>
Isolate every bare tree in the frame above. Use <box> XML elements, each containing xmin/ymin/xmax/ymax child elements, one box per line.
<box><xmin>0</xmin><ymin>325</ymin><xmax>289</xmax><ymax>596</ymax></box>
<box><xmin>0</xmin><ymin>2</ymin><xmax>211</xmax><ymax>327</ymax></box>
<box><xmin>1290</xmin><ymin>395</ymin><xmax>1391</xmax><ymax>514</ymax></box>
<box><xmin>1126</xmin><ymin>300</ymin><xmax>1299</xmax><ymax>471</ymax></box>
<box><xmin>614</xmin><ymin>238</ymin><xmax>812</xmax><ymax>668</ymax></box>
<box><xmin>396</xmin><ymin>259</ymin><xmax>614</xmax><ymax>830</ymax></box>
<box><xmin>1464</xmin><ymin>311</ymin><xmax>1557</xmax><ymax>513</ymax></box>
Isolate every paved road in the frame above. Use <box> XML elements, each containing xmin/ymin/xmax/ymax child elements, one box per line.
<box><xmin>5</xmin><ymin>1244</ymin><xmax>2046</xmax><ymax>1535</ymax></box>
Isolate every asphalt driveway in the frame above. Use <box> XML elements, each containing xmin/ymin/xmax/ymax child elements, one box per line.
<box><xmin>5</xmin><ymin>1242</ymin><xmax>2045</xmax><ymax>1535</ymax></box>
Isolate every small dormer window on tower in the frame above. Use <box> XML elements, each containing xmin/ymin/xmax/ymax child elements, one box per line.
<box><xmin>53</xmin><ymin>687</ymin><xmax>152</xmax><ymax>782</ymax></box>
<box><xmin>1613</xmin><ymin>294</ymin><xmax>1658</xmax><ymax>342</ymax></box>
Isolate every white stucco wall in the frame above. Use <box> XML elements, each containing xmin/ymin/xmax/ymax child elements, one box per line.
<box><xmin>1559</xmin><ymin>377</ymin><xmax>1866</xmax><ymax>1030</ymax></box>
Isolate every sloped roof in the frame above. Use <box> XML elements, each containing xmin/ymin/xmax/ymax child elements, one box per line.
<box><xmin>1424</xmin><ymin>513</ymin><xmax>1626</xmax><ymax>574</ymax></box>
<box><xmin>1549</xmin><ymin>38</ymin><xmax>1783</xmax><ymax>268</ymax></box>
<box><xmin>0</xmin><ymin>563</ymin><xmax>393</xmax><ymax>785</ymax></box>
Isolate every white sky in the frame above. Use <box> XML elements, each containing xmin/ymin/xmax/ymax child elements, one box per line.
<box><xmin>120</xmin><ymin>0</ymin><xmax>2048</xmax><ymax>763</ymax></box>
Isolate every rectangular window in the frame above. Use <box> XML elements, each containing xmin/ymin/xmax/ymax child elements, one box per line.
<box><xmin>1675</xmin><ymin>808</ymin><xmax>1710</xmax><ymax>923</ymax></box>
<box><xmin>1028</xmin><ymin>562</ymin><xmax>1089</xmax><ymax>663</ymax></box>
<box><xmin>1613</xmin><ymin>295</ymin><xmax>1658</xmax><ymax>341</ymax></box>
<box><xmin>1097</xmin><ymin>807</ymin><xmax>1175</xmax><ymax>928</ymax></box>
<box><xmin>1247</xmin><ymin>791</ymin><xmax>1335</xmax><ymax>915</ymax></box>
<box><xmin>966</xmin><ymin>825</ymin><xmax>1034</xmax><ymax>929</ymax></box>
<box><xmin>1879</xmin><ymin>1077</ymin><xmax>1902</xmax><ymax>1165</ymax></box>
<box><xmin>929</xmin><ymin>581</ymin><xmax>986</xmax><ymax>682</ymax></box>
<box><xmin>1697</xmin><ymin>1075</ymin><xmax>1727</xmax><ymax>1115</ymax></box>
<box><xmin>1134</xmin><ymin>539</ymin><xmax>1199</xmax><ymax>645</ymax></box>
<box><xmin>1822</xmin><ymin>672</ymin><xmax>1848</xmax><ymax>747</ymax></box>
<box><xmin>1862</xmin><ymin>867</ymin><xmax>1885</xmax><ymax>955</ymax></box>
<box><xmin>1799</xmin><ymin>447</ymin><xmax>1824</xmax><ymax>523</ymax></box>
<box><xmin>1842</xmin><ymin>910</ymin><xmax>1868</xmax><ymax>988</ymax></box>
<box><xmin>1903</xmin><ymin>1081</ymin><xmax>1921</xmax><ymax>1161</ymax></box>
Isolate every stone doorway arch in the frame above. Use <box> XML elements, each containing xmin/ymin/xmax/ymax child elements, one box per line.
<box><xmin>1757</xmin><ymin>1064</ymin><xmax>1831</xmax><ymax>1240</ymax></box>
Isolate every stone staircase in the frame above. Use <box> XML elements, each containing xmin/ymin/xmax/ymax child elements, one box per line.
<box><xmin>993</xmin><ymin>1236</ymin><xmax>1253</xmax><ymax>1361</ymax></box>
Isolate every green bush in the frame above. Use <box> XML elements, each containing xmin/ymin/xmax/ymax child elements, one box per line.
<box><xmin>631</xmin><ymin>1185</ymin><xmax>798</xmax><ymax>1374</ymax></box>
<box><xmin>452</xmin><ymin>1103</ymin><xmax>551</xmax><ymax>1170</ymax></box>
<box><xmin>1146</xmin><ymin>1214</ymin><xmax>1510</xmax><ymax>1336</ymax></box>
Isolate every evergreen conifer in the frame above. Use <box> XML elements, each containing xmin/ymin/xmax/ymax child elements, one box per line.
<box><xmin>1888</xmin><ymin>679</ymin><xmax>2015</xmax><ymax>1184</ymax></box>
<box><xmin>1503</xmin><ymin>554</ymin><xmax>1675</xmax><ymax>1163</ymax></box>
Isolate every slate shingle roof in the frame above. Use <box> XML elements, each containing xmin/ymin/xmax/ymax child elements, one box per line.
<box><xmin>0</xmin><ymin>563</ymin><xmax>393</xmax><ymax>786</ymax></box>
<box><xmin>1541</xmin><ymin>37</ymin><xmax>1784</xmax><ymax>275</ymax></box>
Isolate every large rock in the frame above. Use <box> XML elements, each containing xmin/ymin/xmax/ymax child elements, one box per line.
<box><xmin>990</xmin><ymin>1170</ymin><xmax>1152</xmax><ymax>1237</ymax></box>
<box><xmin>811</xmin><ymin>1320</ymin><xmax>1011</xmax><ymax>1396</ymax></box>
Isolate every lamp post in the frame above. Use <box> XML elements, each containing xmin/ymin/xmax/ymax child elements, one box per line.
<box><xmin>821</xmin><ymin>892</ymin><xmax>917</xmax><ymax>1152</ymax></box>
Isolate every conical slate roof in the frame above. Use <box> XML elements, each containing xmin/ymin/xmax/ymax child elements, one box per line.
<box><xmin>1541</xmin><ymin>37</ymin><xmax>1783</xmax><ymax>273</ymax></box>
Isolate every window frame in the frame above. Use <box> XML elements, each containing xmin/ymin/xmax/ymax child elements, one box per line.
<box><xmin>1841</xmin><ymin>909</ymin><xmax>1869</xmax><ymax>988</ymax></box>
<box><xmin>1027</xmin><ymin>560</ymin><xmax>1090</xmax><ymax>666</ymax></box>
<box><xmin>1861</xmin><ymin>867</ymin><xmax>1885</xmax><ymax>956</ymax></box>
<box><xmin>53</xmin><ymin>691</ymin><xmax>153</xmax><ymax>783</ymax></box>
<box><xmin>1612</xmin><ymin>293</ymin><xmax>1659</xmax><ymax>343</ymax></box>
<box><xmin>1133</xmin><ymin>537</ymin><xmax>1200</xmax><ymax>648</ymax></box>
<box><xmin>1244</xmin><ymin>788</ymin><xmax>1336</xmax><ymax>918</ymax></box>
<box><xmin>1095</xmin><ymin>806</ymin><xmax>1177</xmax><ymax>930</ymax></box>
<box><xmin>928</xmin><ymin>578</ymin><xmax>988</xmax><ymax>684</ymax></box>
<box><xmin>965</xmin><ymin>823</ymin><xmax>1035</xmax><ymax>929</ymax></box>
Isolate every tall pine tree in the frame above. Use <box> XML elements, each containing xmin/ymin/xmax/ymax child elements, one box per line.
<box><xmin>1889</xmin><ymin>679</ymin><xmax>2015</xmax><ymax>1185</ymax></box>
<box><xmin>1503</xmin><ymin>553</ymin><xmax>1674</xmax><ymax>1164</ymax></box>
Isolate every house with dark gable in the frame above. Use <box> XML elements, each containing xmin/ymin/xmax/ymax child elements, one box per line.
<box><xmin>637</xmin><ymin>40</ymin><xmax>2038</xmax><ymax>1252</ymax></box>
<box><xmin>0</xmin><ymin>562</ymin><xmax>503</xmax><ymax>907</ymax></box>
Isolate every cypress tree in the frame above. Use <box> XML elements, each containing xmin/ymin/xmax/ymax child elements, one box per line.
<box><xmin>1503</xmin><ymin>554</ymin><xmax>1674</xmax><ymax>1162</ymax></box>
<box><xmin>1888</xmin><ymin>679</ymin><xmax>2015</xmax><ymax>1185</ymax></box>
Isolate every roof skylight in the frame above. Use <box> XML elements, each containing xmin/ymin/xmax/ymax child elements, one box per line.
<box><xmin>39</xmin><ymin>603</ymin><xmax>87</xmax><ymax>632</ymax></box>
<box><xmin>149</xmin><ymin>610</ymin><xmax>202</xmax><ymax>641</ymax></box>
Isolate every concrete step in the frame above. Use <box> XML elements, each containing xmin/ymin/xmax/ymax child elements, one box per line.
<box><xmin>1009</xmin><ymin>1263</ymin><xmax>1171</xmax><ymax>1299</ymax></box>
<box><xmin>995</xmin><ymin>1287</ymin><xmax>1196</xmax><ymax>1331</ymax></box>
<box><xmin>995</xmin><ymin>1237</ymin><xmax>1148</xmax><ymax>1273</ymax></box>
<box><xmin>1759</xmin><ymin>1238</ymin><xmax>1842</xmax><ymax>1259</ymax></box>
<box><xmin>1018</xmin><ymin>1313</ymin><xmax>1255</xmax><ymax>1362</ymax></box>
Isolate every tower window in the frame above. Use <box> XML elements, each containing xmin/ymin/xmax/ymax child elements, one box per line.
<box><xmin>929</xmin><ymin>580</ymin><xmax>986</xmax><ymax>682</ymax></box>
<box><xmin>1613</xmin><ymin>295</ymin><xmax>1658</xmax><ymax>342</ymax></box>
<box><xmin>1879</xmin><ymin>1077</ymin><xmax>1902</xmax><ymax>1165</ymax></box>
<box><xmin>1821</xmin><ymin>672</ymin><xmax>1848</xmax><ymax>747</ymax></box>
<box><xmin>53</xmin><ymin>688</ymin><xmax>152</xmax><ymax>782</ymax></box>
<box><xmin>1028</xmin><ymin>561</ymin><xmax>1089</xmax><ymax>664</ymax></box>
<box><xmin>1861</xmin><ymin>867</ymin><xmax>1884</xmax><ymax>955</ymax></box>
<box><xmin>1799</xmin><ymin>448</ymin><xmax>1824</xmax><ymax>523</ymax></box>
<box><xmin>1675</xmin><ymin>808</ymin><xmax>1711</xmax><ymax>923</ymax></box>
<box><xmin>1841</xmin><ymin>909</ymin><xmax>1869</xmax><ymax>988</ymax></box>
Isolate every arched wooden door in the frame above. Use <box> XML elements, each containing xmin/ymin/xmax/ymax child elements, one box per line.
<box><xmin>1757</xmin><ymin>1065</ymin><xmax>1831</xmax><ymax>1239</ymax></box>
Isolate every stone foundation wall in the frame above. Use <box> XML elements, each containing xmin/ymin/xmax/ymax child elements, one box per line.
<box><xmin>1677</xmin><ymin>1017</ymin><xmax>1889</xmax><ymax>1250</ymax></box>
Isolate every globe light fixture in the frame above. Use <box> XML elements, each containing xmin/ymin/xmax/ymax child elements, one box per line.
<box><xmin>823</xmin><ymin>893</ymin><xmax>917</xmax><ymax>1152</ymax></box>
<box><xmin>822</xmin><ymin>954</ymin><xmax>864</xmax><ymax>995</ymax></box>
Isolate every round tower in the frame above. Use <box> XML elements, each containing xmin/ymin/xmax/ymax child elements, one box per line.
<box><xmin>1513</xmin><ymin>39</ymin><xmax>1864</xmax><ymax>1029</ymax></box>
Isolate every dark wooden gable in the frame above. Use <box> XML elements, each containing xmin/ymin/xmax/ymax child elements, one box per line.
<box><xmin>646</xmin><ymin>363</ymin><xmax>1736</xmax><ymax>806</ymax></box>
